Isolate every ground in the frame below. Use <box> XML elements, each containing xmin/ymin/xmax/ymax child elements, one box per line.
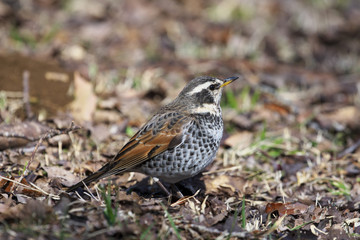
<box><xmin>0</xmin><ymin>0</ymin><xmax>360</xmax><ymax>239</ymax></box>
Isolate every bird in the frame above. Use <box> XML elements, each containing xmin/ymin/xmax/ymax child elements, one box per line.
<box><xmin>67</xmin><ymin>76</ymin><xmax>238</xmax><ymax>196</ymax></box>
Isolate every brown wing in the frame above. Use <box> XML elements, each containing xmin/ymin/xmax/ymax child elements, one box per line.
<box><xmin>67</xmin><ymin>113</ymin><xmax>191</xmax><ymax>192</ymax></box>
<box><xmin>107</xmin><ymin>114</ymin><xmax>189</xmax><ymax>172</ymax></box>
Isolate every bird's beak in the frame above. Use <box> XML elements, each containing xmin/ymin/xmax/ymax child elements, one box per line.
<box><xmin>220</xmin><ymin>76</ymin><xmax>239</xmax><ymax>88</ymax></box>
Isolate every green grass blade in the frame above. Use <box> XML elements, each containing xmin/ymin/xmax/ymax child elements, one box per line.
<box><xmin>241</xmin><ymin>196</ymin><xmax>246</xmax><ymax>229</ymax></box>
<box><xmin>160</xmin><ymin>203</ymin><xmax>181</xmax><ymax>240</ymax></box>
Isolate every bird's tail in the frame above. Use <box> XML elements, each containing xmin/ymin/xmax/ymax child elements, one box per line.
<box><xmin>66</xmin><ymin>165</ymin><xmax>111</xmax><ymax>192</ymax></box>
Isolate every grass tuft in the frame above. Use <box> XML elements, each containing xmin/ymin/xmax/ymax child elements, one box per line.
<box><xmin>100</xmin><ymin>185</ymin><xmax>118</xmax><ymax>226</ymax></box>
<box><xmin>241</xmin><ymin>196</ymin><xmax>246</xmax><ymax>229</ymax></box>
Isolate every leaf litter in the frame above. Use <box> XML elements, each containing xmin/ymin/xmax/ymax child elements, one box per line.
<box><xmin>0</xmin><ymin>0</ymin><xmax>360</xmax><ymax>239</ymax></box>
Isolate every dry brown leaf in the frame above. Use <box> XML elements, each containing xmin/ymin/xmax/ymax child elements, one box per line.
<box><xmin>263</xmin><ymin>102</ymin><xmax>291</xmax><ymax>116</ymax></box>
<box><xmin>311</xmin><ymin>207</ymin><xmax>328</xmax><ymax>223</ymax></box>
<box><xmin>70</xmin><ymin>71</ymin><xmax>97</xmax><ymax>122</ymax></box>
<box><xmin>0</xmin><ymin>176</ymin><xmax>43</xmax><ymax>197</ymax></box>
<box><xmin>204</xmin><ymin>175</ymin><xmax>245</xmax><ymax>195</ymax></box>
<box><xmin>42</xmin><ymin>166</ymin><xmax>80</xmax><ymax>187</ymax></box>
<box><xmin>319</xmin><ymin>106</ymin><xmax>360</xmax><ymax>129</ymax></box>
<box><xmin>265</xmin><ymin>202</ymin><xmax>309</xmax><ymax>217</ymax></box>
<box><xmin>201</xmin><ymin>197</ymin><xmax>228</xmax><ymax>226</ymax></box>
<box><xmin>0</xmin><ymin>121</ymin><xmax>50</xmax><ymax>150</ymax></box>
<box><xmin>224</xmin><ymin>131</ymin><xmax>253</xmax><ymax>149</ymax></box>
<box><xmin>205</xmin><ymin>175</ymin><xmax>231</xmax><ymax>194</ymax></box>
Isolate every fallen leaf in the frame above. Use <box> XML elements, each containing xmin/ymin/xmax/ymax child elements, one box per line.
<box><xmin>318</xmin><ymin>106</ymin><xmax>360</xmax><ymax>129</ymax></box>
<box><xmin>0</xmin><ymin>121</ymin><xmax>50</xmax><ymax>150</ymax></box>
<box><xmin>42</xmin><ymin>166</ymin><xmax>80</xmax><ymax>187</ymax></box>
<box><xmin>265</xmin><ymin>202</ymin><xmax>309</xmax><ymax>217</ymax></box>
<box><xmin>224</xmin><ymin>131</ymin><xmax>253</xmax><ymax>149</ymax></box>
<box><xmin>70</xmin><ymin>72</ymin><xmax>97</xmax><ymax>122</ymax></box>
<box><xmin>0</xmin><ymin>175</ymin><xmax>43</xmax><ymax>197</ymax></box>
<box><xmin>204</xmin><ymin>175</ymin><xmax>245</xmax><ymax>195</ymax></box>
<box><xmin>263</xmin><ymin>102</ymin><xmax>291</xmax><ymax>116</ymax></box>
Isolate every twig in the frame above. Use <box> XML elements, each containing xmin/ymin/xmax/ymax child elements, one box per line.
<box><xmin>255</xmin><ymin>214</ymin><xmax>287</xmax><ymax>237</ymax></box>
<box><xmin>170</xmin><ymin>189</ymin><xmax>200</xmax><ymax>207</ymax></box>
<box><xmin>29</xmin><ymin>182</ymin><xmax>60</xmax><ymax>200</ymax></box>
<box><xmin>13</xmin><ymin>121</ymin><xmax>81</xmax><ymax>193</ymax></box>
<box><xmin>79</xmin><ymin>182</ymin><xmax>101</xmax><ymax>202</ymax></box>
<box><xmin>23</xmin><ymin>70</ymin><xmax>33</xmax><ymax>119</ymax></box>
<box><xmin>203</xmin><ymin>165</ymin><xmax>243</xmax><ymax>175</ymax></box>
<box><xmin>0</xmin><ymin>175</ymin><xmax>60</xmax><ymax>200</ymax></box>
<box><xmin>0</xmin><ymin>122</ymin><xmax>81</xmax><ymax>142</ymax></box>
<box><xmin>34</xmin><ymin>121</ymin><xmax>81</xmax><ymax>142</ymax></box>
<box><xmin>338</xmin><ymin>138</ymin><xmax>360</xmax><ymax>158</ymax></box>
<box><xmin>74</xmin><ymin>191</ymin><xmax>87</xmax><ymax>202</ymax></box>
<box><xmin>0</xmin><ymin>132</ymin><xmax>37</xmax><ymax>141</ymax></box>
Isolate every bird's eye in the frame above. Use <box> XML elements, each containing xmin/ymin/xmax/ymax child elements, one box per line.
<box><xmin>209</xmin><ymin>84</ymin><xmax>217</xmax><ymax>91</ymax></box>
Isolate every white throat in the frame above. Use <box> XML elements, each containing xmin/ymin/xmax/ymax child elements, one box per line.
<box><xmin>191</xmin><ymin>103</ymin><xmax>221</xmax><ymax>115</ymax></box>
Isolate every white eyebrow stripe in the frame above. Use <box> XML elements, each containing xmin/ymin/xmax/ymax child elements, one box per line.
<box><xmin>187</xmin><ymin>82</ymin><xmax>212</xmax><ymax>95</ymax></box>
<box><xmin>187</xmin><ymin>79</ymin><xmax>222</xmax><ymax>95</ymax></box>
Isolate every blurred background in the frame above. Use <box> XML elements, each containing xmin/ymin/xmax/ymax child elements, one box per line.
<box><xmin>0</xmin><ymin>0</ymin><xmax>359</xmax><ymax>123</ymax></box>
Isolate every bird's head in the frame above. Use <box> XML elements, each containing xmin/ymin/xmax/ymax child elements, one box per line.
<box><xmin>174</xmin><ymin>76</ymin><xmax>238</xmax><ymax>114</ymax></box>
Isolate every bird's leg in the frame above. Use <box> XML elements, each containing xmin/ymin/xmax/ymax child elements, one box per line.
<box><xmin>171</xmin><ymin>184</ymin><xmax>184</xmax><ymax>199</ymax></box>
<box><xmin>152</xmin><ymin>177</ymin><xmax>172</xmax><ymax>197</ymax></box>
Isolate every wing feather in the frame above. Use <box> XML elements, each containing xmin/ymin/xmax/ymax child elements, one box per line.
<box><xmin>110</xmin><ymin>115</ymin><xmax>189</xmax><ymax>169</ymax></box>
<box><xmin>67</xmin><ymin>113</ymin><xmax>191</xmax><ymax>192</ymax></box>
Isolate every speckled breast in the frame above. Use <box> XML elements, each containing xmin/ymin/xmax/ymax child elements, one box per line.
<box><xmin>136</xmin><ymin>112</ymin><xmax>223</xmax><ymax>183</ymax></box>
